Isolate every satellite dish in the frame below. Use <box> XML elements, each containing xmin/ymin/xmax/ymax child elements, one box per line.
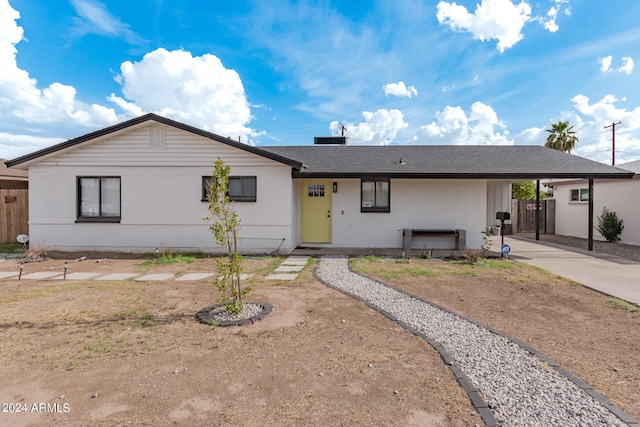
<box><xmin>16</xmin><ymin>234</ymin><xmax>29</xmax><ymax>244</ymax></box>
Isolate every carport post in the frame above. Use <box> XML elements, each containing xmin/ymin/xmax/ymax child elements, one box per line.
<box><xmin>535</xmin><ymin>179</ymin><xmax>540</xmax><ymax>241</ymax></box>
<box><xmin>588</xmin><ymin>178</ymin><xmax>594</xmax><ymax>251</ymax></box>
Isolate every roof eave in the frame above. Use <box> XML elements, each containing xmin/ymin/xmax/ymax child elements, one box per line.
<box><xmin>291</xmin><ymin>171</ymin><xmax>636</xmax><ymax>180</ymax></box>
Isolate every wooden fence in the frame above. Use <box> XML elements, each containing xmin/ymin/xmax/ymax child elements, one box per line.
<box><xmin>0</xmin><ymin>189</ymin><xmax>28</xmax><ymax>243</ymax></box>
<box><xmin>511</xmin><ymin>199</ymin><xmax>555</xmax><ymax>234</ymax></box>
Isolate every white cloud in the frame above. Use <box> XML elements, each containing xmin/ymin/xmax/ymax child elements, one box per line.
<box><xmin>0</xmin><ymin>132</ymin><xmax>61</xmax><ymax>160</ymax></box>
<box><xmin>544</xmin><ymin>6</ymin><xmax>560</xmax><ymax>32</ymax></box>
<box><xmin>436</xmin><ymin>0</ymin><xmax>532</xmax><ymax>52</ymax></box>
<box><xmin>519</xmin><ymin>95</ymin><xmax>640</xmax><ymax>163</ymax></box>
<box><xmin>109</xmin><ymin>48</ymin><xmax>256</xmax><ymax>142</ymax></box>
<box><xmin>0</xmin><ymin>2</ymin><xmax>259</xmax><ymax>157</ymax></box>
<box><xmin>69</xmin><ymin>0</ymin><xmax>145</xmax><ymax>45</ymax></box>
<box><xmin>600</xmin><ymin>55</ymin><xmax>613</xmax><ymax>72</ymax></box>
<box><xmin>383</xmin><ymin>81</ymin><xmax>418</xmax><ymax>98</ymax></box>
<box><xmin>0</xmin><ymin>1</ymin><xmax>119</xmax><ymax>136</ymax></box>
<box><xmin>514</xmin><ymin>126</ymin><xmax>544</xmax><ymax>145</ymax></box>
<box><xmin>571</xmin><ymin>94</ymin><xmax>640</xmax><ymax>130</ymax></box>
<box><xmin>541</xmin><ymin>0</ymin><xmax>570</xmax><ymax>32</ymax></box>
<box><xmin>620</xmin><ymin>57</ymin><xmax>634</xmax><ymax>74</ymax></box>
<box><xmin>330</xmin><ymin>109</ymin><xmax>408</xmax><ymax>145</ymax></box>
<box><xmin>600</xmin><ymin>56</ymin><xmax>634</xmax><ymax>74</ymax></box>
<box><xmin>417</xmin><ymin>101</ymin><xmax>513</xmax><ymax>145</ymax></box>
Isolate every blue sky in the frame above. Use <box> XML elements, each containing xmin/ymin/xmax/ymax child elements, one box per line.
<box><xmin>2</xmin><ymin>0</ymin><xmax>640</xmax><ymax>164</ymax></box>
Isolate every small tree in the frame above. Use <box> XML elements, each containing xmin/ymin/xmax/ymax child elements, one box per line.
<box><xmin>204</xmin><ymin>158</ymin><xmax>249</xmax><ymax>314</ymax></box>
<box><xmin>512</xmin><ymin>181</ymin><xmax>545</xmax><ymax>200</ymax></box>
<box><xmin>596</xmin><ymin>207</ymin><xmax>624</xmax><ymax>242</ymax></box>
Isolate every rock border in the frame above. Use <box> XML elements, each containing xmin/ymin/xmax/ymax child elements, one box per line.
<box><xmin>313</xmin><ymin>257</ymin><xmax>639</xmax><ymax>427</ymax></box>
<box><xmin>195</xmin><ymin>302</ymin><xmax>273</xmax><ymax>327</ymax></box>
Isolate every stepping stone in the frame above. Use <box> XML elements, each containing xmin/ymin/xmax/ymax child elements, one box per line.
<box><xmin>275</xmin><ymin>265</ymin><xmax>305</xmax><ymax>273</ymax></box>
<box><xmin>20</xmin><ymin>272</ymin><xmax>61</xmax><ymax>280</ymax></box>
<box><xmin>281</xmin><ymin>259</ymin><xmax>308</xmax><ymax>266</ymax></box>
<box><xmin>176</xmin><ymin>273</ymin><xmax>214</xmax><ymax>281</ymax></box>
<box><xmin>135</xmin><ymin>273</ymin><xmax>175</xmax><ymax>282</ymax></box>
<box><xmin>0</xmin><ymin>271</ymin><xmax>18</xmax><ymax>279</ymax></box>
<box><xmin>97</xmin><ymin>273</ymin><xmax>139</xmax><ymax>281</ymax></box>
<box><xmin>266</xmin><ymin>273</ymin><xmax>298</xmax><ymax>281</ymax></box>
<box><xmin>51</xmin><ymin>272</ymin><xmax>101</xmax><ymax>280</ymax></box>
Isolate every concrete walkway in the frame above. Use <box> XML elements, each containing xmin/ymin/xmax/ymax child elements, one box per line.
<box><xmin>1</xmin><ymin>255</ymin><xmax>312</xmax><ymax>283</ymax></box>
<box><xmin>265</xmin><ymin>256</ymin><xmax>309</xmax><ymax>281</ymax></box>
<box><xmin>497</xmin><ymin>236</ymin><xmax>640</xmax><ymax>305</ymax></box>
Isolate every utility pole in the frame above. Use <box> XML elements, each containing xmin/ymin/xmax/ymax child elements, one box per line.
<box><xmin>604</xmin><ymin>121</ymin><xmax>621</xmax><ymax>165</ymax></box>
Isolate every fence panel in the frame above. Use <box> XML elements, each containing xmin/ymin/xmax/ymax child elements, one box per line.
<box><xmin>0</xmin><ymin>189</ymin><xmax>28</xmax><ymax>243</ymax></box>
<box><xmin>515</xmin><ymin>199</ymin><xmax>555</xmax><ymax>234</ymax></box>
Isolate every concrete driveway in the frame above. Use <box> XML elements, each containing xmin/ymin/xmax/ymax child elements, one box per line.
<box><xmin>497</xmin><ymin>236</ymin><xmax>640</xmax><ymax>305</ymax></box>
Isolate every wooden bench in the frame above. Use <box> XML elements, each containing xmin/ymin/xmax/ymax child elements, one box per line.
<box><xmin>402</xmin><ymin>228</ymin><xmax>466</xmax><ymax>251</ymax></box>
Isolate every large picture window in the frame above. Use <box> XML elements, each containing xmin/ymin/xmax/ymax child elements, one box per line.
<box><xmin>202</xmin><ymin>176</ymin><xmax>257</xmax><ymax>202</ymax></box>
<box><xmin>361</xmin><ymin>179</ymin><xmax>390</xmax><ymax>212</ymax></box>
<box><xmin>77</xmin><ymin>177</ymin><xmax>121</xmax><ymax>222</ymax></box>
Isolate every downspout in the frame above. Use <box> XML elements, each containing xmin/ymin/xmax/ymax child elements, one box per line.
<box><xmin>535</xmin><ymin>180</ymin><xmax>540</xmax><ymax>241</ymax></box>
<box><xmin>588</xmin><ymin>178</ymin><xmax>594</xmax><ymax>251</ymax></box>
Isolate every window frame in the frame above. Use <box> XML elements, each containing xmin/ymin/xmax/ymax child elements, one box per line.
<box><xmin>202</xmin><ymin>176</ymin><xmax>257</xmax><ymax>202</ymax></box>
<box><xmin>570</xmin><ymin>188</ymin><xmax>589</xmax><ymax>202</ymax></box>
<box><xmin>307</xmin><ymin>183</ymin><xmax>325</xmax><ymax>198</ymax></box>
<box><xmin>76</xmin><ymin>176</ymin><xmax>121</xmax><ymax>223</ymax></box>
<box><xmin>360</xmin><ymin>178</ymin><xmax>390</xmax><ymax>213</ymax></box>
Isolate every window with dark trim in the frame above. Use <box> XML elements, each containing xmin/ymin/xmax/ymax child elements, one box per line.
<box><xmin>570</xmin><ymin>188</ymin><xmax>589</xmax><ymax>202</ymax></box>
<box><xmin>202</xmin><ymin>176</ymin><xmax>257</xmax><ymax>202</ymax></box>
<box><xmin>361</xmin><ymin>179</ymin><xmax>390</xmax><ymax>212</ymax></box>
<box><xmin>77</xmin><ymin>177</ymin><xmax>121</xmax><ymax>222</ymax></box>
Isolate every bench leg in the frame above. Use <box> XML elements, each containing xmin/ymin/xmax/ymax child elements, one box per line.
<box><xmin>456</xmin><ymin>229</ymin><xmax>466</xmax><ymax>251</ymax></box>
<box><xmin>402</xmin><ymin>229</ymin><xmax>412</xmax><ymax>251</ymax></box>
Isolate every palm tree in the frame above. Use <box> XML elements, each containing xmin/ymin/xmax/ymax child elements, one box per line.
<box><xmin>545</xmin><ymin>121</ymin><xmax>578</xmax><ymax>153</ymax></box>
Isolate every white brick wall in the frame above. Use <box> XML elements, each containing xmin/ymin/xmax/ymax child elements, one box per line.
<box><xmin>28</xmin><ymin>125</ymin><xmax>295</xmax><ymax>254</ymax></box>
<box><xmin>320</xmin><ymin>178</ymin><xmax>487</xmax><ymax>249</ymax></box>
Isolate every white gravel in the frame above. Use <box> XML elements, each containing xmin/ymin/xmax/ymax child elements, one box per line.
<box><xmin>316</xmin><ymin>257</ymin><xmax>629</xmax><ymax>427</ymax></box>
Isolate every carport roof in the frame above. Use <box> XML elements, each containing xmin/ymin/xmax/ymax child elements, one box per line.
<box><xmin>261</xmin><ymin>145</ymin><xmax>634</xmax><ymax>180</ymax></box>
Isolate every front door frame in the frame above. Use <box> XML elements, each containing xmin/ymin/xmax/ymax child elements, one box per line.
<box><xmin>300</xmin><ymin>179</ymin><xmax>332</xmax><ymax>243</ymax></box>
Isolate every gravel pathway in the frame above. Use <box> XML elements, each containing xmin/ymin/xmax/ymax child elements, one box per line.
<box><xmin>315</xmin><ymin>257</ymin><xmax>633</xmax><ymax>427</ymax></box>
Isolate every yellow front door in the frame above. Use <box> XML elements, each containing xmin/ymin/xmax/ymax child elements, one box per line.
<box><xmin>301</xmin><ymin>179</ymin><xmax>332</xmax><ymax>243</ymax></box>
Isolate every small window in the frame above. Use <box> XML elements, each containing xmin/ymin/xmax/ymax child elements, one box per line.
<box><xmin>77</xmin><ymin>177</ymin><xmax>121</xmax><ymax>222</ymax></box>
<box><xmin>361</xmin><ymin>179</ymin><xmax>390</xmax><ymax>212</ymax></box>
<box><xmin>307</xmin><ymin>184</ymin><xmax>325</xmax><ymax>197</ymax></box>
<box><xmin>570</xmin><ymin>188</ymin><xmax>589</xmax><ymax>202</ymax></box>
<box><xmin>202</xmin><ymin>176</ymin><xmax>257</xmax><ymax>202</ymax></box>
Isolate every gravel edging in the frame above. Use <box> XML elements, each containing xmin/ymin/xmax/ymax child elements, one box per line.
<box><xmin>314</xmin><ymin>257</ymin><xmax>638</xmax><ymax>427</ymax></box>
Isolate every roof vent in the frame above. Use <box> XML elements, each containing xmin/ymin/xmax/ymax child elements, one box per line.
<box><xmin>314</xmin><ymin>136</ymin><xmax>349</xmax><ymax>145</ymax></box>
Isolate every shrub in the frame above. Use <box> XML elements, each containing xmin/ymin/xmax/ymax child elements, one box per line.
<box><xmin>596</xmin><ymin>207</ymin><xmax>624</xmax><ymax>242</ymax></box>
<box><xmin>463</xmin><ymin>247</ymin><xmax>483</xmax><ymax>263</ymax></box>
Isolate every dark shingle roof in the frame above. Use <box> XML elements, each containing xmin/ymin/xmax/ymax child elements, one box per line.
<box><xmin>261</xmin><ymin>145</ymin><xmax>633</xmax><ymax>180</ymax></box>
<box><xmin>4</xmin><ymin>112</ymin><xmax>632</xmax><ymax>180</ymax></box>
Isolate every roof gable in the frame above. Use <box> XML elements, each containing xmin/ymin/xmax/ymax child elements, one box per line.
<box><xmin>5</xmin><ymin>114</ymin><xmax>303</xmax><ymax>170</ymax></box>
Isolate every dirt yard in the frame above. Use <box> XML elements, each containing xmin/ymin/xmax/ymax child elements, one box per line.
<box><xmin>0</xmin><ymin>254</ymin><xmax>638</xmax><ymax>426</ymax></box>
